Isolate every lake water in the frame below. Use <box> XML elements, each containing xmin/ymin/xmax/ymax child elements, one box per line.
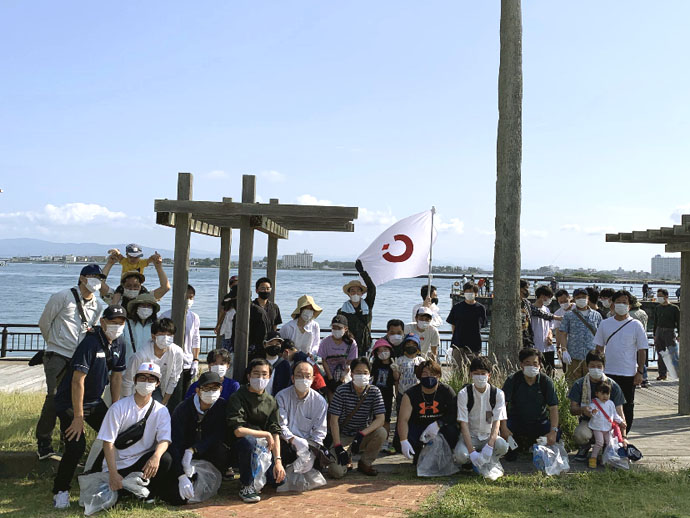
<box><xmin>0</xmin><ymin>263</ymin><xmax>678</xmax><ymax>333</ymax></box>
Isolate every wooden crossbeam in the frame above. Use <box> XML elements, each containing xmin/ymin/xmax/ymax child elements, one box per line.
<box><xmin>250</xmin><ymin>216</ymin><xmax>289</xmax><ymax>239</ymax></box>
<box><xmin>156</xmin><ymin>212</ymin><xmax>221</xmax><ymax>237</ymax></box>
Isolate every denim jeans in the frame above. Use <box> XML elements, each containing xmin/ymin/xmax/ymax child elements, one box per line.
<box><xmin>233</xmin><ymin>435</ymin><xmax>280</xmax><ymax>487</ymax></box>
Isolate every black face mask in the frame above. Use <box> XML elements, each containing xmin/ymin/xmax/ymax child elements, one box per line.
<box><xmin>431</xmin><ymin>297</ymin><xmax>439</xmax><ymax>305</ymax></box>
<box><xmin>421</xmin><ymin>376</ymin><xmax>438</xmax><ymax>389</ymax></box>
<box><xmin>265</xmin><ymin>345</ymin><xmax>282</xmax><ymax>357</ymax></box>
<box><xmin>404</xmin><ymin>346</ymin><xmax>418</xmax><ymax>355</ymax></box>
<box><xmin>257</xmin><ymin>291</ymin><xmax>270</xmax><ymax>300</ymax></box>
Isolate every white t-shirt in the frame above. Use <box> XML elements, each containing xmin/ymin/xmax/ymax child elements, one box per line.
<box><xmin>411</xmin><ymin>303</ymin><xmax>443</xmax><ymax>328</ymax></box>
<box><xmin>593</xmin><ymin>316</ymin><xmax>648</xmax><ymax>377</ymax></box>
<box><xmin>220</xmin><ymin>308</ymin><xmax>236</xmax><ymax>339</ymax></box>
<box><xmin>123</xmin><ymin>340</ymin><xmax>185</xmax><ymax>396</ymax></box>
<box><xmin>588</xmin><ymin>398</ymin><xmax>624</xmax><ymax>432</ymax></box>
<box><xmin>394</xmin><ymin>355</ymin><xmax>425</xmax><ymax>394</ymax></box>
<box><xmin>552</xmin><ymin>304</ymin><xmax>572</xmax><ymax>331</ymax></box>
<box><xmin>531</xmin><ymin>305</ymin><xmax>554</xmax><ymax>353</ymax></box>
<box><xmin>97</xmin><ymin>395</ymin><xmax>171</xmax><ymax>471</ymax></box>
<box><xmin>403</xmin><ymin>323</ymin><xmax>440</xmax><ymax>356</ymax></box>
<box><xmin>457</xmin><ymin>384</ymin><xmax>507</xmax><ymax>441</ymax></box>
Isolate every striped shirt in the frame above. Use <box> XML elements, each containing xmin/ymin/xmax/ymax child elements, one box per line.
<box><xmin>328</xmin><ymin>382</ymin><xmax>385</xmax><ymax>437</ymax></box>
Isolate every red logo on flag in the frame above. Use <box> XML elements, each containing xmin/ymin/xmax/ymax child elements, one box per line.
<box><xmin>382</xmin><ymin>234</ymin><xmax>414</xmax><ymax>263</ymax></box>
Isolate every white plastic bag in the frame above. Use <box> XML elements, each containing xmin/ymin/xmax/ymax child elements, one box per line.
<box><xmin>188</xmin><ymin>460</ymin><xmax>222</xmax><ymax>503</ymax></box>
<box><xmin>251</xmin><ymin>438</ymin><xmax>273</xmax><ymax>491</ymax></box>
<box><xmin>292</xmin><ymin>450</ymin><xmax>316</xmax><ymax>474</ymax></box>
<box><xmin>659</xmin><ymin>347</ymin><xmax>679</xmax><ymax>380</ymax></box>
<box><xmin>602</xmin><ymin>436</ymin><xmax>630</xmax><ymax>470</ymax></box>
<box><xmin>417</xmin><ymin>435</ymin><xmax>460</xmax><ymax>477</ymax></box>
<box><xmin>532</xmin><ymin>442</ymin><xmax>570</xmax><ymax>476</ymax></box>
<box><xmin>78</xmin><ymin>472</ymin><xmax>118</xmax><ymax>516</ymax></box>
<box><xmin>476</xmin><ymin>460</ymin><xmax>504</xmax><ymax>481</ymax></box>
<box><xmin>277</xmin><ymin>463</ymin><xmax>327</xmax><ymax>493</ymax></box>
<box><xmin>121</xmin><ymin>472</ymin><xmax>150</xmax><ymax>499</ymax></box>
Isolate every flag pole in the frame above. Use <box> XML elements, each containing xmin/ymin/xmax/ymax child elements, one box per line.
<box><xmin>427</xmin><ymin>207</ymin><xmax>435</xmax><ymax>297</ymax></box>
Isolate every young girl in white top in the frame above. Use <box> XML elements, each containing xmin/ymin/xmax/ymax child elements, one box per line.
<box><xmin>588</xmin><ymin>380</ymin><xmax>626</xmax><ymax>468</ymax></box>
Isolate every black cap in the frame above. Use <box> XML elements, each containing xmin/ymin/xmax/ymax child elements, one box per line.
<box><xmin>331</xmin><ymin>314</ymin><xmax>348</xmax><ymax>326</ymax></box>
<box><xmin>102</xmin><ymin>305</ymin><xmax>126</xmax><ymax>320</ymax></box>
<box><xmin>198</xmin><ymin>371</ymin><xmax>222</xmax><ymax>387</ymax></box>
<box><xmin>573</xmin><ymin>288</ymin><xmax>588</xmax><ymax>296</ymax></box>
<box><xmin>80</xmin><ymin>264</ymin><xmax>106</xmax><ymax>279</ymax></box>
<box><xmin>264</xmin><ymin>331</ymin><xmax>283</xmax><ymax>343</ymax></box>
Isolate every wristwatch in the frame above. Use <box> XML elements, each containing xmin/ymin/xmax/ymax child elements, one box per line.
<box><xmin>551</xmin><ymin>427</ymin><xmax>559</xmax><ymax>432</ymax></box>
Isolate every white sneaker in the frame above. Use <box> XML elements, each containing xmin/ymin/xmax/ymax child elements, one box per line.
<box><xmin>54</xmin><ymin>490</ymin><xmax>70</xmax><ymax>509</ymax></box>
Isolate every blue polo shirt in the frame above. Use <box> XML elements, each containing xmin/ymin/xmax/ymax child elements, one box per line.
<box><xmin>54</xmin><ymin>327</ymin><xmax>127</xmax><ymax>413</ymax></box>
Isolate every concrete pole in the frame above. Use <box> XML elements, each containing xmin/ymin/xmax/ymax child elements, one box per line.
<box><xmin>172</xmin><ymin>173</ymin><xmax>193</xmax><ymax>350</ymax></box>
<box><xmin>233</xmin><ymin>176</ymin><xmax>256</xmax><ymax>380</ymax></box>
<box><xmin>679</xmin><ymin>251</ymin><xmax>689</xmax><ymax>414</ymax></box>
<box><xmin>266</xmin><ymin>198</ymin><xmax>279</xmax><ymax>303</ymax></box>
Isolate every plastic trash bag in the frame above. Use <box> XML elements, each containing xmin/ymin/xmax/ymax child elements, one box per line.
<box><xmin>188</xmin><ymin>460</ymin><xmax>222</xmax><ymax>503</ymax></box>
<box><xmin>292</xmin><ymin>450</ymin><xmax>316</xmax><ymax>474</ymax></box>
<box><xmin>251</xmin><ymin>438</ymin><xmax>273</xmax><ymax>491</ymax></box>
<box><xmin>532</xmin><ymin>442</ymin><xmax>570</xmax><ymax>476</ymax></box>
<box><xmin>122</xmin><ymin>472</ymin><xmax>150</xmax><ymax>499</ymax></box>
<box><xmin>475</xmin><ymin>458</ymin><xmax>504</xmax><ymax>481</ymax></box>
<box><xmin>277</xmin><ymin>463</ymin><xmax>327</xmax><ymax>493</ymax></box>
<box><xmin>78</xmin><ymin>472</ymin><xmax>118</xmax><ymax>516</ymax></box>
<box><xmin>417</xmin><ymin>434</ymin><xmax>460</xmax><ymax>477</ymax></box>
<box><xmin>659</xmin><ymin>347</ymin><xmax>679</xmax><ymax>380</ymax></box>
<box><xmin>602</xmin><ymin>436</ymin><xmax>630</xmax><ymax>470</ymax></box>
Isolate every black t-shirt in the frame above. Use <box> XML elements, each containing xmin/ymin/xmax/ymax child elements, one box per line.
<box><xmin>406</xmin><ymin>382</ymin><xmax>457</xmax><ymax>427</ymax></box>
<box><xmin>253</xmin><ymin>299</ymin><xmax>282</xmax><ymax>328</ymax></box>
<box><xmin>446</xmin><ymin>301</ymin><xmax>487</xmax><ymax>352</ymax></box>
<box><xmin>371</xmin><ymin>361</ymin><xmax>395</xmax><ymax>392</ymax></box>
<box><xmin>502</xmin><ymin>372</ymin><xmax>558</xmax><ymax>425</ymax></box>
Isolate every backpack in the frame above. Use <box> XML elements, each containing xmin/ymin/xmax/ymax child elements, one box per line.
<box><xmin>462</xmin><ymin>383</ymin><xmax>497</xmax><ymax>412</ymax></box>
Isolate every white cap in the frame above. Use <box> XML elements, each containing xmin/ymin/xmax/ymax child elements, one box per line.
<box><xmin>416</xmin><ymin>306</ymin><xmax>433</xmax><ymax>317</ymax></box>
<box><xmin>136</xmin><ymin>362</ymin><xmax>161</xmax><ymax>379</ymax></box>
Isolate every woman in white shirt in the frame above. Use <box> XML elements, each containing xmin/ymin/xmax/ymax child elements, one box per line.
<box><xmin>279</xmin><ymin>295</ymin><xmax>322</xmax><ymax>357</ymax></box>
<box><xmin>123</xmin><ymin>293</ymin><xmax>160</xmax><ymax>367</ymax></box>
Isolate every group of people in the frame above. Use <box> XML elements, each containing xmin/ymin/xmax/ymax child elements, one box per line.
<box><xmin>35</xmin><ymin>245</ymin><xmax>671</xmax><ymax>510</ymax></box>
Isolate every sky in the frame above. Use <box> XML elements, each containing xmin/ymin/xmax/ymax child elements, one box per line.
<box><xmin>1</xmin><ymin>1</ymin><xmax>689</xmax><ymax>271</ymax></box>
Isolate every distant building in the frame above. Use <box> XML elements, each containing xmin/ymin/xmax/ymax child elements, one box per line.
<box><xmin>651</xmin><ymin>254</ymin><xmax>681</xmax><ymax>280</ymax></box>
<box><xmin>282</xmin><ymin>250</ymin><xmax>313</xmax><ymax>269</ymax></box>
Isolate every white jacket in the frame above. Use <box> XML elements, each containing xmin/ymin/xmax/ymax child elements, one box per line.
<box><xmin>123</xmin><ymin>339</ymin><xmax>184</xmax><ymax>397</ymax></box>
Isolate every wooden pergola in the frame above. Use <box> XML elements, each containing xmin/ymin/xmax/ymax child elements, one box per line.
<box><xmin>606</xmin><ymin>215</ymin><xmax>690</xmax><ymax>414</ymax></box>
<box><xmin>154</xmin><ymin>172</ymin><xmax>358</xmax><ymax>379</ymax></box>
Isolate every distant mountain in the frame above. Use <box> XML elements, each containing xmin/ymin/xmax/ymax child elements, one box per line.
<box><xmin>0</xmin><ymin>238</ymin><xmax>218</xmax><ymax>258</ymax></box>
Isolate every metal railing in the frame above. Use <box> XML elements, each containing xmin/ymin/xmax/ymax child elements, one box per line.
<box><xmin>0</xmin><ymin>324</ymin><xmax>659</xmax><ymax>366</ymax></box>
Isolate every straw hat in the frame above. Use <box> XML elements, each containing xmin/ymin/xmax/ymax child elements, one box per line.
<box><xmin>290</xmin><ymin>294</ymin><xmax>323</xmax><ymax>319</ymax></box>
<box><xmin>121</xmin><ymin>270</ymin><xmax>145</xmax><ymax>284</ymax></box>
<box><xmin>127</xmin><ymin>292</ymin><xmax>160</xmax><ymax>316</ymax></box>
<box><xmin>342</xmin><ymin>279</ymin><xmax>367</xmax><ymax>295</ymax></box>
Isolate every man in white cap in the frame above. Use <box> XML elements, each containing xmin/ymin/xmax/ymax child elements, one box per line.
<box><xmin>98</xmin><ymin>362</ymin><xmax>173</xmax><ymax>502</ymax></box>
<box><xmin>404</xmin><ymin>307</ymin><xmax>440</xmax><ymax>359</ymax></box>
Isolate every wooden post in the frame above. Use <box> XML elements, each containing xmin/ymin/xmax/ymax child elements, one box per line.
<box><xmin>216</xmin><ymin>205</ymin><xmax>232</xmax><ymax>350</ymax></box>
<box><xmin>679</xmin><ymin>251</ymin><xmax>690</xmax><ymax>415</ymax></box>
<box><xmin>172</xmin><ymin>173</ymin><xmax>193</xmax><ymax>350</ymax></box>
<box><xmin>267</xmin><ymin>198</ymin><xmax>279</xmax><ymax>303</ymax></box>
<box><xmin>233</xmin><ymin>175</ymin><xmax>256</xmax><ymax>380</ymax></box>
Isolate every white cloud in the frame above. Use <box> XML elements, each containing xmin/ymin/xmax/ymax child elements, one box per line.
<box><xmin>259</xmin><ymin>170</ymin><xmax>286</xmax><ymax>183</ymax></box>
<box><xmin>357</xmin><ymin>207</ymin><xmax>397</xmax><ymax>226</ymax></box>
<box><xmin>559</xmin><ymin>223</ymin><xmax>614</xmax><ymax>236</ymax></box>
<box><xmin>476</xmin><ymin>228</ymin><xmax>495</xmax><ymax>237</ymax></box>
<box><xmin>560</xmin><ymin>224</ymin><xmax>581</xmax><ymax>232</ymax></box>
<box><xmin>671</xmin><ymin>204</ymin><xmax>690</xmax><ymax>223</ymax></box>
<box><xmin>435</xmin><ymin>215</ymin><xmax>464</xmax><ymax>235</ymax></box>
<box><xmin>0</xmin><ymin>203</ymin><xmax>128</xmax><ymax>226</ymax></box>
<box><xmin>296</xmin><ymin>194</ymin><xmax>333</xmax><ymax>206</ymax></box>
<box><xmin>521</xmin><ymin>229</ymin><xmax>548</xmax><ymax>239</ymax></box>
<box><xmin>205</xmin><ymin>170</ymin><xmax>229</xmax><ymax>180</ymax></box>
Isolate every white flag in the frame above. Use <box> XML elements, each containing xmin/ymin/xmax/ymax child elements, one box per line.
<box><xmin>357</xmin><ymin>210</ymin><xmax>437</xmax><ymax>286</ymax></box>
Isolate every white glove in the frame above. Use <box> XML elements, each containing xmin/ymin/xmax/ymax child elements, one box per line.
<box><xmin>400</xmin><ymin>439</ymin><xmax>416</xmax><ymax>460</ymax></box>
<box><xmin>508</xmin><ymin>436</ymin><xmax>518</xmax><ymax>451</ymax></box>
<box><xmin>420</xmin><ymin>421</ymin><xmax>440</xmax><ymax>443</ymax></box>
<box><xmin>469</xmin><ymin>451</ymin><xmax>484</xmax><ymax>467</ymax></box>
<box><xmin>190</xmin><ymin>360</ymin><xmax>199</xmax><ymax>378</ymax></box>
<box><xmin>291</xmin><ymin>436</ymin><xmax>309</xmax><ymax>454</ymax></box>
<box><xmin>481</xmin><ymin>444</ymin><xmax>494</xmax><ymax>462</ymax></box>
<box><xmin>561</xmin><ymin>350</ymin><xmax>572</xmax><ymax>365</ymax></box>
<box><xmin>178</xmin><ymin>475</ymin><xmax>195</xmax><ymax>501</ymax></box>
<box><xmin>182</xmin><ymin>448</ymin><xmax>195</xmax><ymax>478</ymax></box>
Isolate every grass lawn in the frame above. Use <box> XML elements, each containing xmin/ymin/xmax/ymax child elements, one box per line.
<box><xmin>411</xmin><ymin>470</ymin><xmax>690</xmax><ymax>518</ymax></box>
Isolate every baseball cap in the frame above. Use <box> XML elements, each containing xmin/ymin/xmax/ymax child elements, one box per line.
<box><xmin>121</xmin><ymin>270</ymin><xmax>146</xmax><ymax>284</ymax></box>
<box><xmin>136</xmin><ymin>362</ymin><xmax>161</xmax><ymax>379</ymax></box>
<box><xmin>573</xmin><ymin>288</ymin><xmax>588</xmax><ymax>297</ymax></box>
<box><xmin>264</xmin><ymin>330</ymin><xmax>284</xmax><ymax>344</ymax></box>
<box><xmin>331</xmin><ymin>314</ymin><xmax>348</xmax><ymax>327</ymax></box>
<box><xmin>403</xmin><ymin>333</ymin><xmax>421</xmax><ymax>348</ymax></box>
<box><xmin>80</xmin><ymin>264</ymin><xmax>106</xmax><ymax>279</ymax></box>
<box><xmin>416</xmin><ymin>306</ymin><xmax>433</xmax><ymax>317</ymax></box>
<box><xmin>198</xmin><ymin>371</ymin><xmax>222</xmax><ymax>387</ymax></box>
<box><xmin>126</xmin><ymin>244</ymin><xmax>144</xmax><ymax>258</ymax></box>
<box><xmin>102</xmin><ymin>305</ymin><xmax>127</xmax><ymax>320</ymax></box>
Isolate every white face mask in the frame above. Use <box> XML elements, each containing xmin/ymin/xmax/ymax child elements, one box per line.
<box><xmin>352</xmin><ymin>374</ymin><xmax>370</xmax><ymax>388</ymax></box>
<box><xmin>137</xmin><ymin>307</ymin><xmax>153</xmax><ymax>320</ymax></box>
<box><xmin>135</xmin><ymin>381</ymin><xmax>156</xmax><ymax>396</ymax></box>
<box><xmin>657</xmin><ymin>294</ymin><xmax>666</xmax><ymax>302</ymax></box>
<box><xmin>300</xmin><ymin>309</ymin><xmax>314</xmax><ymax>322</ymax></box>
<box><xmin>601</xmin><ymin>299</ymin><xmax>611</xmax><ymax>308</ymax></box>
<box><xmin>105</xmin><ymin>324</ymin><xmax>125</xmax><ymax>341</ymax></box>
<box><xmin>589</xmin><ymin>368</ymin><xmax>604</xmax><ymax>380</ymax></box>
<box><xmin>349</xmin><ymin>294</ymin><xmax>361</xmax><ymax>304</ymax></box>
<box><xmin>332</xmin><ymin>329</ymin><xmax>345</xmax><ymax>339</ymax></box>
<box><xmin>210</xmin><ymin>364</ymin><xmax>228</xmax><ymax>378</ymax></box>
<box><xmin>464</xmin><ymin>293</ymin><xmax>476</xmax><ymax>301</ymax></box>
<box><xmin>249</xmin><ymin>377</ymin><xmax>270</xmax><ymax>392</ymax></box>
<box><xmin>614</xmin><ymin>303</ymin><xmax>629</xmax><ymax>316</ymax></box>
<box><xmin>294</xmin><ymin>378</ymin><xmax>312</xmax><ymax>393</ymax></box>
<box><xmin>123</xmin><ymin>288</ymin><xmax>140</xmax><ymax>300</ymax></box>
<box><xmin>472</xmin><ymin>374</ymin><xmax>488</xmax><ymax>389</ymax></box>
<box><xmin>388</xmin><ymin>334</ymin><xmax>403</xmax><ymax>345</ymax></box>
<box><xmin>186</xmin><ymin>299</ymin><xmax>194</xmax><ymax>310</ymax></box>
<box><xmin>575</xmin><ymin>298</ymin><xmax>588</xmax><ymax>309</ymax></box>
<box><xmin>86</xmin><ymin>278</ymin><xmax>102</xmax><ymax>293</ymax></box>
<box><xmin>559</xmin><ymin>302</ymin><xmax>570</xmax><ymax>310</ymax></box>
<box><xmin>523</xmin><ymin>366</ymin><xmax>540</xmax><ymax>378</ymax></box>
<box><xmin>199</xmin><ymin>389</ymin><xmax>221</xmax><ymax>405</ymax></box>
<box><xmin>416</xmin><ymin>320</ymin><xmax>430</xmax><ymax>330</ymax></box>
<box><xmin>155</xmin><ymin>334</ymin><xmax>173</xmax><ymax>349</ymax></box>
<box><xmin>377</xmin><ymin>350</ymin><xmax>391</xmax><ymax>360</ymax></box>
<box><xmin>542</xmin><ymin>297</ymin><xmax>552</xmax><ymax>306</ymax></box>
